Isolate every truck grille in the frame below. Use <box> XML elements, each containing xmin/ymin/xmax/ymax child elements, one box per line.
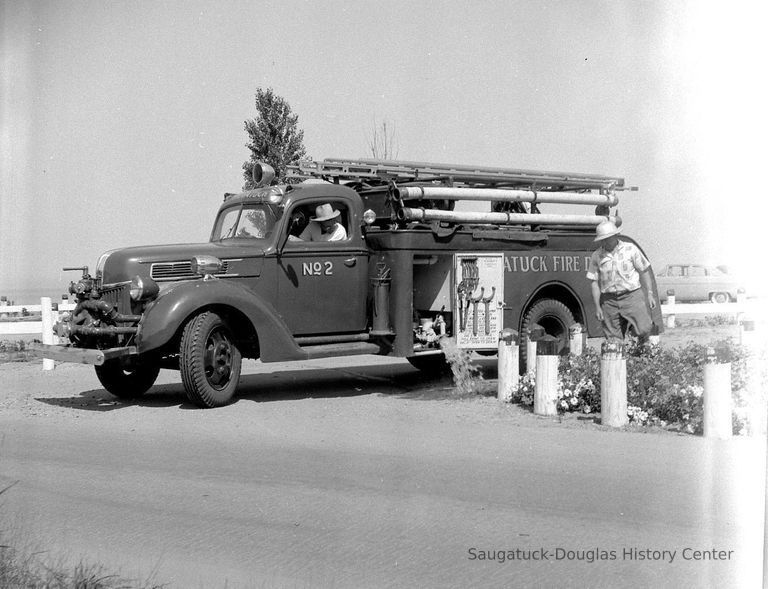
<box><xmin>100</xmin><ymin>283</ymin><xmax>130</xmax><ymax>314</ymax></box>
<box><xmin>150</xmin><ymin>260</ymin><xmax>230</xmax><ymax>281</ymax></box>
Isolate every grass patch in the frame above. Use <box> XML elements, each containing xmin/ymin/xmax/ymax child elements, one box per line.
<box><xmin>1</xmin><ymin>481</ymin><xmax>165</xmax><ymax>589</ymax></box>
<box><xmin>0</xmin><ymin>541</ymin><xmax>166</xmax><ymax>589</ymax></box>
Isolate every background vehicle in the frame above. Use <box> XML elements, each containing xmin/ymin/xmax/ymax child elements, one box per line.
<box><xmin>32</xmin><ymin>158</ymin><xmax>662</xmax><ymax>408</ymax></box>
<box><xmin>655</xmin><ymin>264</ymin><xmax>744</xmax><ymax>303</ymax></box>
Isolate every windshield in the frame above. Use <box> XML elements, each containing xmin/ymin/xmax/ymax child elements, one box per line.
<box><xmin>211</xmin><ymin>204</ymin><xmax>280</xmax><ymax>241</ymax></box>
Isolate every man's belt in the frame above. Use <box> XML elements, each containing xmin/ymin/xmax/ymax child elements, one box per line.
<box><xmin>602</xmin><ymin>287</ymin><xmax>640</xmax><ymax>297</ymax></box>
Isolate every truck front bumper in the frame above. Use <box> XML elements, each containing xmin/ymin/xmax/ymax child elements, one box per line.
<box><xmin>28</xmin><ymin>343</ymin><xmax>138</xmax><ymax>366</ymax></box>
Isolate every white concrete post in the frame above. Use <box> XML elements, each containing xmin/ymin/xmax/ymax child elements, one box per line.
<box><xmin>526</xmin><ymin>339</ymin><xmax>537</xmax><ymax>375</ymax></box>
<box><xmin>534</xmin><ymin>336</ymin><xmax>559</xmax><ymax>416</ymax></box>
<box><xmin>739</xmin><ymin>315</ymin><xmax>756</xmax><ymax>349</ymax></box>
<box><xmin>600</xmin><ymin>342</ymin><xmax>628</xmax><ymax>427</ymax></box>
<box><xmin>497</xmin><ymin>329</ymin><xmax>519</xmax><ymax>402</ymax></box>
<box><xmin>648</xmin><ymin>322</ymin><xmax>661</xmax><ymax>346</ymax></box>
<box><xmin>568</xmin><ymin>323</ymin><xmax>583</xmax><ymax>356</ymax></box>
<box><xmin>665</xmin><ymin>290</ymin><xmax>676</xmax><ymax>329</ymax></box>
<box><xmin>40</xmin><ymin>296</ymin><xmax>55</xmax><ymax>371</ymax></box>
<box><xmin>703</xmin><ymin>347</ymin><xmax>732</xmax><ymax>439</ymax></box>
<box><xmin>525</xmin><ymin>325</ymin><xmax>544</xmax><ymax>375</ymax></box>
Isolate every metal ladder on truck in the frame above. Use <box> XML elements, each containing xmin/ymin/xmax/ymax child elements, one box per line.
<box><xmin>288</xmin><ymin>157</ymin><xmax>629</xmax><ymax>191</ymax></box>
<box><xmin>287</xmin><ymin>158</ymin><xmax>631</xmax><ymax>228</ymax></box>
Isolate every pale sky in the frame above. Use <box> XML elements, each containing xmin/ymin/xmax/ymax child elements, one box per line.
<box><xmin>2</xmin><ymin>0</ymin><xmax>766</xmax><ymax>299</ymax></box>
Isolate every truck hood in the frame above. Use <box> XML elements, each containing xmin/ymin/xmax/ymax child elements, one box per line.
<box><xmin>98</xmin><ymin>242</ymin><xmax>266</xmax><ymax>284</ymax></box>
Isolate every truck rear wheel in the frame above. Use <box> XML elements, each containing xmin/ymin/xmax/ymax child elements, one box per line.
<box><xmin>95</xmin><ymin>360</ymin><xmax>160</xmax><ymax>399</ymax></box>
<box><xmin>520</xmin><ymin>299</ymin><xmax>576</xmax><ymax>367</ymax></box>
<box><xmin>180</xmin><ymin>311</ymin><xmax>242</xmax><ymax>408</ymax></box>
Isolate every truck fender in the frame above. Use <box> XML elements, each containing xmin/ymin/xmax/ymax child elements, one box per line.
<box><xmin>136</xmin><ymin>279</ymin><xmax>306</xmax><ymax>361</ymax></box>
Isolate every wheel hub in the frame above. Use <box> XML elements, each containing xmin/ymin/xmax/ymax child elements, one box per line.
<box><xmin>205</xmin><ymin>331</ymin><xmax>233</xmax><ymax>387</ymax></box>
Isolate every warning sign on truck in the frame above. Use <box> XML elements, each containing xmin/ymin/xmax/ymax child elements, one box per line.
<box><xmin>454</xmin><ymin>253</ymin><xmax>505</xmax><ymax>349</ymax></box>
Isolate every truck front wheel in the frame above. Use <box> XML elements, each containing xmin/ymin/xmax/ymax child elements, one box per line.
<box><xmin>180</xmin><ymin>311</ymin><xmax>242</xmax><ymax>408</ymax></box>
<box><xmin>95</xmin><ymin>360</ymin><xmax>160</xmax><ymax>399</ymax></box>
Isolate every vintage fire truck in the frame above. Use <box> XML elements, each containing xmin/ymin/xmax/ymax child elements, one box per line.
<box><xmin>32</xmin><ymin>158</ymin><xmax>662</xmax><ymax>408</ymax></box>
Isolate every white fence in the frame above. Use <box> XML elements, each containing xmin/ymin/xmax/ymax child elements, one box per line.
<box><xmin>1</xmin><ymin>296</ymin><xmax>764</xmax><ymax>340</ymax></box>
<box><xmin>0</xmin><ymin>299</ymin><xmax>76</xmax><ymax>336</ymax></box>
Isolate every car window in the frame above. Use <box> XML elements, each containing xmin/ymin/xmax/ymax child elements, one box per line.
<box><xmin>688</xmin><ymin>266</ymin><xmax>706</xmax><ymax>277</ymax></box>
<box><xmin>667</xmin><ymin>266</ymin><xmax>683</xmax><ymax>277</ymax></box>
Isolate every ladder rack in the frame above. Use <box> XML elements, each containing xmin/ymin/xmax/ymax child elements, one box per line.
<box><xmin>287</xmin><ymin>158</ymin><xmax>627</xmax><ymax>192</ymax></box>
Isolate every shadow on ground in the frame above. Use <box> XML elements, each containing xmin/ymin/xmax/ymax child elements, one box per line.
<box><xmin>33</xmin><ymin>359</ymin><xmax>502</xmax><ymax>412</ymax></box>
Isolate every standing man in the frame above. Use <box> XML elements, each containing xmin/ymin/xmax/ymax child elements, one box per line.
<box><xmin>586</xmin><ymin>220</ymin><xmax>657</xmax><ymax>343</ymax></box>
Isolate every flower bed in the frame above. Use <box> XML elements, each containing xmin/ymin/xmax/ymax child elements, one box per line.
<box><xmin>507</xmin><ymin>339</ymin><xmax>766</xmax><ymax>436</ymax></box>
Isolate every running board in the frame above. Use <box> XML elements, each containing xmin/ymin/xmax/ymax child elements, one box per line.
<box><xmin>301</xmin><ymin>341</ymin><xmax>385</xmax><ymax>360</ymax></box>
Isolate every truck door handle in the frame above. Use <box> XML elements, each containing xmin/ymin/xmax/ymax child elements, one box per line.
<box><xmin>344</xmin><ymin>258</ymin><xmax>357</xmax><ymax>267</ymax></box>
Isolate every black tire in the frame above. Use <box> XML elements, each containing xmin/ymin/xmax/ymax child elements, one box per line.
<box><xmin>180</xmin><ymin>311</ymin><xmax>242</xmax><ymax>408</ymax></box>
<box><xmin>520</xmin><ymin>299</ymin><xmax>576</xmax><ymax>368</ymax></box>
<box><xmin>407</xmin><ymin>354</ymin><xmax>450</xmax><ymax>375</ymax></box>
<box><xmin>710</xmin><ymin>292</ymin><xmax>729</xmax><ymax>304</ymax></box>
<box><xmin>95</xmin><ymin>360</ymin><xmax>160</xmax><ymax>399</ymax></box>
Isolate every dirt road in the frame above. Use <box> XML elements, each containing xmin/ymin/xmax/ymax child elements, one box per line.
<box><xmin>0</xmin><ymin>356</ymin><xmax>763</xmax><ymax>588</ymax></box>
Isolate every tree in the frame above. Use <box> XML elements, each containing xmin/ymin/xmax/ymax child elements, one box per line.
<box><xmin>367</xmin><ymin>118</ymin><xmax>398</xmax><ymax>160</ymax></box>
<box><xmin>242</xmin><ymin>88</ymin><xmax>307</xmax><ymax>188</ymax></box>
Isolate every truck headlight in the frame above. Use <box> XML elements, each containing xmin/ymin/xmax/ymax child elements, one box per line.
<box><xmin>129</xmin><ymin>275</ymin><xmax>160</xmax><ymax>301</ymax></box>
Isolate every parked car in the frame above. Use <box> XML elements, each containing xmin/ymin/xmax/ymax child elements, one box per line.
<box><xmin>656</xmin><ymin>264</ymin><xmax>744</xmax><ymax>303</ymax></box>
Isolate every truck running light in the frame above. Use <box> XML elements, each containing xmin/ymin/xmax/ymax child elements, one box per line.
<box><xmin>362</xmin><ymin>209</ymin><xmax>376</xmax><ymax>225</ymax></box>
<box><xmin>190</xmin><ymin>255</ymin><xmax>224</xmax><ymax>277</ymax></box>
<box><xmin>266</xmin><ymin>186</ymin><xmax>285</xmax><ymax>205</ymax></box>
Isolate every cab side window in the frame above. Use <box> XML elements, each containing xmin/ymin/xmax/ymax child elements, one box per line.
<box><xmin>286</xmin><ymin>201</ymin><xmax>349</xmax><ymax>243</ymax></box>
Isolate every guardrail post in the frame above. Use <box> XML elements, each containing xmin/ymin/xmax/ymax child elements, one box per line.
<box><xmin>600</xmin><ymin>342</ymin><xmax>628</xmax><ymax>427</ymax></box>
<box><xmin>525</xmin><ymin>325</ymin><xmax>545</xmax><ymax>375</ymax></box>
<box><xmin>534</xmin><ymin>335</ymin><xmax>559</xmax><ymax>416</ymax></box>
<box><xmin>665</xmin><ymin>290</ymin><xmax>676</xmax><ymax>329</ymax></box>
<box><xmin>703</xmin><ymin>347</ymin><xmax>732</xmax><ymax>439</ymax></box>
<box><xmin>40</xmin><ymin>296</ymin><xmax>55</xmax><ymax>371</ymax></box>
<box><xmin>568</xmin><ymin>323</ymin><xmax>583</xmax><ymax>356</ymax></box>
<box><xmin>497</xmin><ymin>328</ymin><xmax>519</xmax><ymax>402</ymax></box>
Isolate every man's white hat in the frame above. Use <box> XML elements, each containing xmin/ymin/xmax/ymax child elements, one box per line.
<box><xmin>594</xmin><ymin>220</ymin><xmax>622</xmax><ymax>242</ymax></box>
<box><xmin>310</xmin><ymin>203</ymin><xmax>340</xmax><ymax>222</ymax></box>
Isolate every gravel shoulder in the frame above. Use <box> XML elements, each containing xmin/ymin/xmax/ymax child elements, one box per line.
<box><xmin>0</xmin><ymin>324</ymin><xmax>763</xmax><ymax>588</ymax></box>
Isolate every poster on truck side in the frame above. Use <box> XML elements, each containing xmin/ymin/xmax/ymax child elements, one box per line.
<box><xmin>454</xmin><ymin>253</ymin><xmax>505</xmax><ymax>349</ymax></box>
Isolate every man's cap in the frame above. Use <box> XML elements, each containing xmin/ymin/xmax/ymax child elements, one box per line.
<box><xmin>594</xmin><ymin>219</ymin><xmax>622</xmax><ymax>242</ymax></box>
<box><xmin>310</xmin><ymin>203</ymin><xmax>340</xmax><ymax>222</ymax></box>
